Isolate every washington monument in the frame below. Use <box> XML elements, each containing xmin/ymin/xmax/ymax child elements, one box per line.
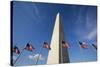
<box><xmin>47</xmin><ymin>13</ymin><xmax>70</xmax><ymax>64</ymax></box>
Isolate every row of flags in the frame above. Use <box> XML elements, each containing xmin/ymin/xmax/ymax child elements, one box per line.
<box><xmin>13</xmin><ymin>41</ymin><xmax>97</xmax><ymax>54</ymax></box>
<box><xmin>79</xmin><ymin>41</ymin><xmax>97</xmax><ymax>50</ymax></box>
<box><xmin>13</xmin><ymin>42</ymin><xmax>51</xmax><ymax>54</ymax></box>
<box><xmin>12</xmin><ymin>41</ymin><xmax>97</xmax><ymax>65</ymax></box>
<box><xmin>12</xmin><ymin>42</ymin><xmax>51</xmax><ymax>65</ymax></box>
<box><xmin>62</xmin><ymin>41</ymin><xmax>97</xmax><ymax>49</ymax></box>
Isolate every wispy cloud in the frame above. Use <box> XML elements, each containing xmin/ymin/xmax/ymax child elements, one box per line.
<box><xmin>87</xmin><ymin>29</ymin><xmax>97</xmax><ymax>40</ymax></box>
<box><xmin>28</xmin><ymin>54</ymin><xmax>45</xmax><ymax>61</ymax></box>
<box><xmin>33</xmin><ymin>4</ymin><xmax>40</xmax><ymax>18</ymax></box>
<box><xmin>85</xmin><ymin>12</ymin><xmax>97</xmax><ymax>40</ymax></box>
<box><xmin>75</xmin><ymin>8</ymin><xmax>97</xmax><ymax>41</ymax></box>
<box><xmin>32</xmin><ymin>4</ymin><xmax>45</xmax><ymax>23</ymax></box>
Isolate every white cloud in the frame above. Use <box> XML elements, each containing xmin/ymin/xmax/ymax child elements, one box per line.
<box><xmin>87</xmin><ymin>29</ymin><xmax>97</xmax><ymax>40</ymax></box>
<box><xmin>28</xmin><ymin>54</ymin><xmax>45</xmax><ymax>61</ymax></box>
<box><xmin>29</xmin><ymin>55</ymin><xmax>33</xmax><ymax>59</ymax></box>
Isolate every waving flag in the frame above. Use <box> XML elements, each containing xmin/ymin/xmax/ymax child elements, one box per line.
<box><xmin>92</xmin><ymin>44</ymin><xmax>97</xmax><ymax>50</ymax></box>
<box><xmin>62</xmin><ymin>41</ymin><xmax>70</xmax><ymax>48</ymax></box>
<box><xmin>43</xmin><ymin>42</ymin><xmax>51</xmax><ymax>50</ymax></box>
<box><xmin>79</xmin><ymin>41</ymin><xmax>88</xmax><ymax>48</ymax></box>
<box><xmin>25</xmin><ymin>43</ymin><xmax>35</xmax><ymax>52</ymax></box>
<box><xmin>13</xmin><ymin>46</ymin><xmax>20</xmax><ymax>54</ymax></box>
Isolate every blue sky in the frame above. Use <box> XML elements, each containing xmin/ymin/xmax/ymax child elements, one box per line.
<box><xmin>12</xmin><ymin>1</ymin><xmax>97</xmax><ymax>66</ymax></box>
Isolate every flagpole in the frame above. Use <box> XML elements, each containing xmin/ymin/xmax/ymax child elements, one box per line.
<box><xmin>35</xmin><ymin>44</ymin><xmax>44</xmax><ymax>65</ymax></box>
<box><xmin>13</xmin><ymin>49</ymin><xmax>25</xmax><ymax>65</ymax></box>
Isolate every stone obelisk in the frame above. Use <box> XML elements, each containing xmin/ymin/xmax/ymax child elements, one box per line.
<box><xmin>47</xmin><ymin>13</ymin><xmax>70</xmax><ymax>64</ymax></box>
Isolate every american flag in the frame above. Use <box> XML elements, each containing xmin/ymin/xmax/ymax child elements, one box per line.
<box><xmin>13</xmin><ymin>46</ymin><xmax>20</xmax><ymax>54</ymax></box>
<box><xmin>62</xmin><ymin>41</ymin><xmax>70</xmax><ymax>48</ymax></box>
<box><xmin>24</xmin><ymin>43</ymin><xmax>35</xmax><ymax>52</ymax></box>
<box><xmin>43</xmin><ymin>42</ymin><xmax>51</xmax><ymax>50</ymax></box>
<box><xmin>79</xmin><ymin>41</ymin><xmax>88</xmax><ymax>48</ymax></box>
